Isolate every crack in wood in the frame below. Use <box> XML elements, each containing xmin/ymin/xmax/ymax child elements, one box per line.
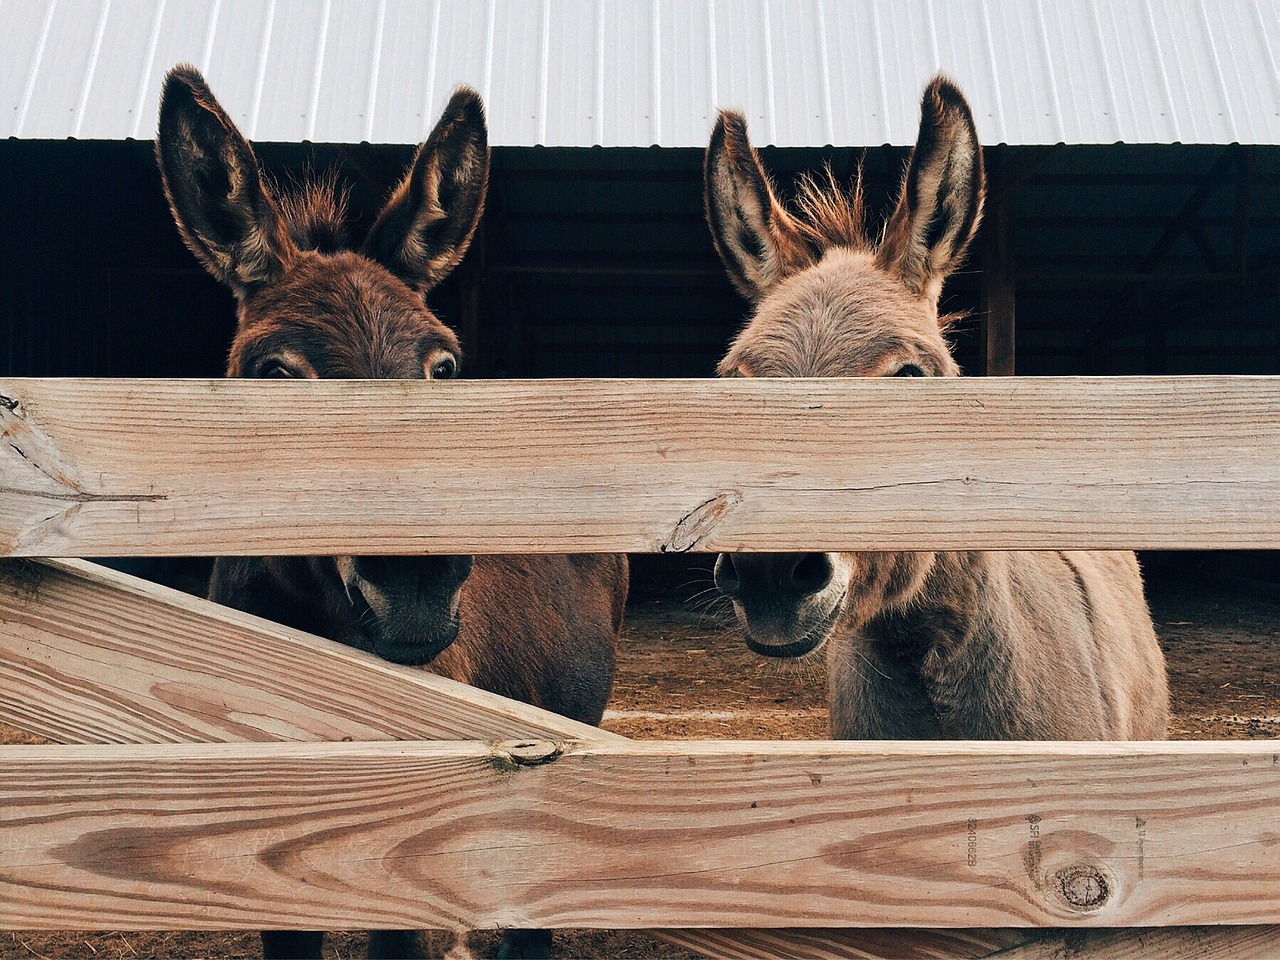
<box><xmin>2</xmin><ymin>392</ymin><xmax>84</xmax><ymax>493</ymax></box>
<box><xmin>2</xmin><ymin>395</ymin><xmax>166</xmax><ymax>553</ymax></box>
<box><xmin>0</xmin><ymin>485</ymin><xmax>164</xmax><ymax>504</ymax></box>
<box><xmin>2</xmin><ymin>394</ymin><xmax>164</xmax><ymax>517</ymax></box>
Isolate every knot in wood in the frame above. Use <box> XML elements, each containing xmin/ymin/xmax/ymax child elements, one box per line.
<box><xmin>663</xmin><ymin>491</ymin><xmax>742</xmax><ymax>553</ymax></box>
<box><xmin>1055</xmin><ymin>864</ymin><xmax>1110</xmax><ymax>910</ymax></box>
<box><xmin>495</xmin><ymin>739</ymin><xmax>562</xmax><ymax>767</ymax></box>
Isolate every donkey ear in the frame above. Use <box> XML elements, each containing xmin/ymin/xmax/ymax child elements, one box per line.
<box><xmin>363</xmin><ymin>87</ymin><xmax>489</xmax><ymax>293</ymax></box>
<box><xmin>704</xmin><ymin>110</ymin><xmax>809</xmax><ymax>301</ymax></box>
<box><xmin>877</xmin><ymin>76</ymin><xmax>984</xmax><ymax>303</ymax></box>
<box><xmin>154</xmin><ymin>64</ymin><xmax>295</xmax><ymax>298</ymax></box>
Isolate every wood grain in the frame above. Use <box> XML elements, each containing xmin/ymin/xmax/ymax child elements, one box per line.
<box><xmin>3</xmin><ymin>377</ymin><xmax>1278</xmax><ymax>556</ymax></box>
<box><xmin>988</xmin><ymin>925</ymin><xmax>1280</xmax><ymax>959</ymax></box>
<box><xmin>657</xmin><ymin>927</ymin><xmax>1032</xmax><ymax>959</ymax></box>
<box><xmin>0</xmin><ymin>559</ymin><xmax>607</xmax><ymax>745</ymax></box>
<box><xmin>4</xmin><ymin>739</ymin><xmax>1279</xmax><ymax>932</ymax></box>
<box><xmin>660</xmin><ymin>926</ymin><xmax>1280</xmax><ymax>960</ymax></box>
<box><xmin>0</xmin><ymin>560</ymin><xmax>1019</xmax><ymax>959</ymax></box>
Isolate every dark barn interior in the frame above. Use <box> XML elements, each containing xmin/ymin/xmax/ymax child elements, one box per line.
<box><xmin>2</xmin><ymin>137</ymin><xmax>1278</xmax><ymax>592</ymax></box>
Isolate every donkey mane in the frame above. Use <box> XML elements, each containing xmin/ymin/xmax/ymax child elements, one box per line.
<box><xmin>787</xmin><ymin>167</ymin><xmax>966</xmax><ymax>332</ymax></box>
<box><xmin>789</xmin><ymin>166</ymin><xmax>871</xmax><ymax>254</ymax></box>
<box><xmin>274</xmin><ymin>170</ymin><xmax>350</xmax><ymax>254</ymax></box>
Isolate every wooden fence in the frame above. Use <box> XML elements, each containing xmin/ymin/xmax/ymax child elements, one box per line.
<box><xmin>2</xmin><ymin>376</ymin><xmax>1279</xmax><ymax>959</ymax></box>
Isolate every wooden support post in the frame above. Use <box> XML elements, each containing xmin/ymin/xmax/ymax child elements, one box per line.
<box><xmin>981</xmin><ymin>149</ymin><xmax>1016</xmax><ymax>376</ymax></box>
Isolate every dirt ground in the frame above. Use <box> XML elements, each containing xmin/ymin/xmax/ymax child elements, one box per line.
<box><xmin>4</xmin><ymin>564</ymin><xmax>1279</xmax><ymax>960</ymax></box>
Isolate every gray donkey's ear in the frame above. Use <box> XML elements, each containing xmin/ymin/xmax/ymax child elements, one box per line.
<box><xmin>363</xmin><ymin>87</ymin><xmax>489</xmax><ymax>294</ymax></box>
<box><xmin>704</xmin><ymin>109</ymin><xmax>811</xmax><ymax>301</ymax></box>
<box><xmin>155</xmin><ymin>64</ymin><xmax>295</xmax><ymax>298</ymax></box>
<box><xmin>877</xmin><ymin>76</ymin><xmax>985</xmax><ymax>303</ymax></box>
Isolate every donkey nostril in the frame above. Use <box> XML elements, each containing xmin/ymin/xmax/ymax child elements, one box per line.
<box><xmin>791</xmin><ymin>553</ymin><xmax>833</xmax><ymax>596</ymax></box>
<box><xmin>713</xmin><ymin>553</ymin><xmax>741</xmax><ymax>597</ymax></box>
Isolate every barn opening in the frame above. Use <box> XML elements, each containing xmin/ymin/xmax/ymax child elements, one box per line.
<box><xmin>2</xmin><ymin>0</ymin><xmax>1277</xmax><ymax>597</ymax></box>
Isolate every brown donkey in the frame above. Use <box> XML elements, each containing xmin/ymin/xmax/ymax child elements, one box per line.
<box><xmin>704</xmin><ymin>77</ymin><xmax>1168</xmax><ymax>741</ymax></box>
<box><xmin>156</xmin><ymin>66</ymin><xmax>626</xmax><ymax>960</ymax></box>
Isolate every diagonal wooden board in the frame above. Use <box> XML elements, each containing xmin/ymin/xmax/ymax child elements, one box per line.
<box><xmin>3</xmin><ymin>377</ymin><xmax>1279</xmax><ymax>556</ymax></box>
<box><xmin>985</xmin><ymin>925</ymin><xmax>1280</xmax><ymax>959</ymax></box>
<box><xmin>3</xmin><ymin>561</ymin><xmax>1277</xmax><ymax>957</ymax></box>
<box><xmin>0</xmin><ymin>558</ymin><xmax>607</xmax><ymax>745</ymax></box>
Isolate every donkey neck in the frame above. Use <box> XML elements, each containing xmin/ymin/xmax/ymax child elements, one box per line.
<box><xmin>830</xmin><ymin>550</ymin><xmax>1040</xmax><ymax>739</ymax></box>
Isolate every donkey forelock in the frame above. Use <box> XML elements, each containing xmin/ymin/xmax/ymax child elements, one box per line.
<box><xmin>790</xmin><ymin>167</ymin><xmax>871</xmax><ymax>254</ymax></box>
<box><xmin>275</xmin><ymin>171</ymin><xmax>351</xmax><ymax>254</ymax></box>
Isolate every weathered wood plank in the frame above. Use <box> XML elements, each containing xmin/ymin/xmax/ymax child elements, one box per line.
<box><xmin>988</xmin><ymin>925</ymin><xmax>1280</xmax><ymax>959</ymax></box>
<box><xmin>4</xmin><ymin>739</ymin><xmax>1279</xmax><ymax>931</ymax></box>
<box><xmin>3</xmin><ymin>377</ymin><xmax>1278</xmax><ymax>555</ymax></box>
<box><xmin>0</xmin><ymin>559</ymin><xmax>607</xmax><ymax>745</ymax></box>
<box><xmin>667</xmin><ymin>926</ymin><xmax>1280</xmax><ymax>960</ymax></box>
<box><xmin>0</xmin><ymin>560</ymin><xmax>1013</xmax><ymax>959</ymax></box>
<box><xmin>657</xmin><ymin>928</ymin><xmax>1032</xmax><ymax>959</ymax></box>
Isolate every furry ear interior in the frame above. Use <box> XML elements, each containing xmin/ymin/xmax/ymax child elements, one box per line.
<box><xmin>877</xmin><ymin>76</ymin><xmax>984</xmax><ymax>302</ymax></box>
<box><xmin>363</xmin><ymin>87</ymin><xmax>489</xmax><ymax>293</ymax></box>
<box><xmin>703</xmin><ymin>111</ymin><xmax>809</xmax><ymax>301</ymax></box>
<box><xmin>154</xmin><ymin>64</ymin><xmax>295</xmax><ymax>298</ymax></box>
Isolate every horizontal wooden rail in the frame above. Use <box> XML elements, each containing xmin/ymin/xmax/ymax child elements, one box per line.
<box><xmin>3</xmin><ymin>377</ymin><xmax>1278</xmax><ymax>555</ymax></box>
<box><xmin>2</xmin><ymin>742</ymin><xmax>1280</xmax><ymax>936</ymax></box>
<box><xmin>5</xmin><ymin>563</ymin><xmax>1277</xmax><ymax>956</ymax></box>
<box><xmin>4</xmin><ymin>739</ymin><xmax>1279</xmax><ymax>932</ymax></box>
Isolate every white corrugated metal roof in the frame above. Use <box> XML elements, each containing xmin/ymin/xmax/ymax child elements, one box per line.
<box><xmin>2</xmin><ymin>0</ymin><xmax>1277</xmax><ymax>146</ymax></box>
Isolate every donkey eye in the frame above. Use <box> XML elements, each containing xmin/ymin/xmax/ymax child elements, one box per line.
<box><xmin>430</xmin><ymin>355</ymin><xmax>458</xmax><ymax>380</ymax></box>
<box><xmin>893</xmin><ymin>364</ymin><xmax>926</xmax><ymax>378</ymax></box>
<box><xmin>260</xmin><ymin>361</ymin><xmax>295</xmax><ymax>379</ymax></box>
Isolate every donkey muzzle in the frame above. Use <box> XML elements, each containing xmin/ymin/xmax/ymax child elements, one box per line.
<box><xmin>714</xmin><ymin>552</ymin><xmax>845</xmax><ymax>658</ymax></box>
<box><xmin>342</xmin><ymin>555</ymin><xmax>474</xmax><ymax>665</ymax></box>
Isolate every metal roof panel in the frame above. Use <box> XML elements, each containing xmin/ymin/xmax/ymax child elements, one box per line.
<box><xmin>3</xmin><ymin>0</ymin><xmax>1277</xmax><ymax>146</ymax></box>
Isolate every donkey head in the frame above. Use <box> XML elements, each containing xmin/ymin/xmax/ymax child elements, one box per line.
<box><xmin>157</xmin><ymin>65</ymin><xmax>488</xmax><ymax>665</ymax></box>
<box><xmin>704</xmin><ymin>76</ymin><xmax>984</xmax><ymax>659</ymax></box>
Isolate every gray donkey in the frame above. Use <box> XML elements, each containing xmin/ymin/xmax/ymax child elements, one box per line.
<box><xmin>704</xmin><ymin>77</ymin><xmax>1169</xmax><ymax>740</ymax></box>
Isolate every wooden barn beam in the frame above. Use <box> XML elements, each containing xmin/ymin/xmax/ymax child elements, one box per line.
<box><xmin>4</xmin><ymin>739</ymin><xmax>1280</xmax><ymax>932</ymax></box>
<box><xmin>3</xmin><ymin>377</ymin><xmax>1279</xmax><ymax>556</ymax></box>
<box><xmin>1235</xmin><ymin>148</ymin><xmax>1253</xmax><ymax>275</ymax></box>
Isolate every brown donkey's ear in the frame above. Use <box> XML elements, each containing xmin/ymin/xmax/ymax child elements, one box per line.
<box><xmin>877</xmin><ymin>76</ymin><xmax>985</xmax><ymax>303</ymax></box>
<box><xmin>704</xmin><ymin>111</ymin><xmax>810</xmax><ymax>301</ymax></box>
<box><xmin>155</xmin><ymin>64</ymin><xmax>295</xmax><ymax>299</ymax></box>
<box><xmin>363</xmin><ymin>87</ymin><xmax>489</xmax><ymax>294</ymax></box>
